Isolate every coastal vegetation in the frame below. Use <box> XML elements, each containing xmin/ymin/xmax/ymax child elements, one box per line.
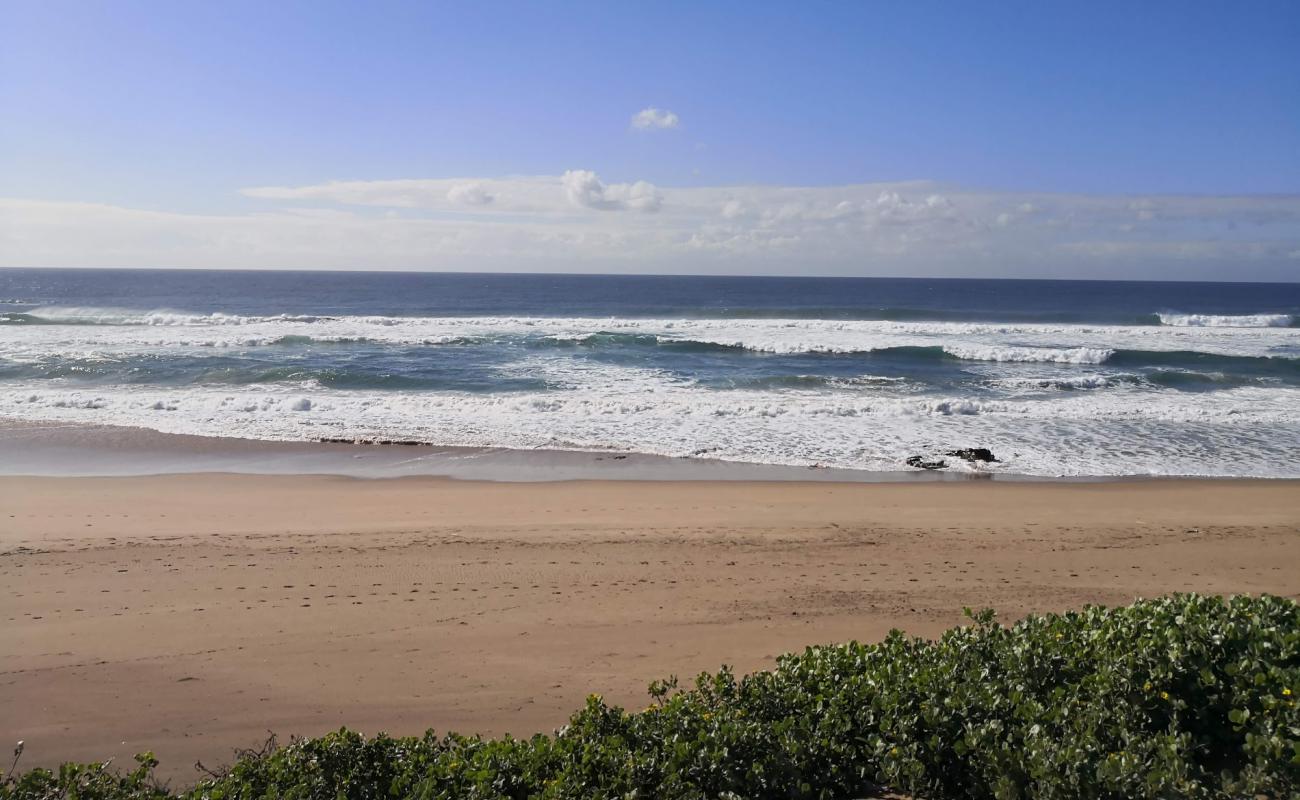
<box><xmin>4</xmin><ymin>594</ymin><xmax>1296</xmax><ymax>799</ymax></box>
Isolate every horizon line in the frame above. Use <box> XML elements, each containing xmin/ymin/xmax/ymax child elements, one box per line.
<box><xmin>1</xmin><ymin>265</ymin><xmax>1297</xmax><ymax>286</ymax></box>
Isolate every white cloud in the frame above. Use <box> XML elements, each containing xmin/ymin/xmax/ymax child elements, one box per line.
<box><xmin>242</xmin><ymin>177</ymin><xmax>556</xmax><ymax>212</ymax></box>
<box><xmin>720</xmin><ymin>199</ymin><xmax>750</xmax><ymax>220</ymax></box>
<box><xmin>446</xmin><ymin>182</ymin><xmax>494</xmax><ymax>206</ymax></box>
<box><xmin>562</xmin><ymin>170</ymin><xmax>662</xmax><ymax>213</ymax></box>
<box><xmin>630</xmin><ymin>107</ymin><xmax>680</xmax><ymax>130</ymax></box>
<box><xmin>5</xmin><ymin>180</ymin><xmax>1299</xmax><ymax>280</ymax></box>
<box><xmin>244</xmin><ymin>172</ymin><xmax>666</xmax><ymax>215</ymax></box>
<box><xmin>562</xmin><ymin>169</ymin><xmax>614</xmax><ymax>210</ymax></box>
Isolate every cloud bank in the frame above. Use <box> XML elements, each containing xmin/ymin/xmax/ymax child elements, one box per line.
<box><xmin>3</xmin><ymin>173</ymin><xmax>1298</xmax><ymax>279</ymax></box>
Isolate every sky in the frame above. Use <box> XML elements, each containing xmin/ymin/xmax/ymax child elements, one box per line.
<box><xmin>1</xmin><ymin>0</ymin><xmax>1298</xmax><ymax>280</ymax></box>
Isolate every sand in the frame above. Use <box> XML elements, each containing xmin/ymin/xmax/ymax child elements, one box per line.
<box><xmin>2</xmin><ymin>474</ymin><xmax>1298</xmax><ymax>781</ymax></box>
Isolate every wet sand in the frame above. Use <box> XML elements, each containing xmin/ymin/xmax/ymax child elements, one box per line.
<box><xmin>0</xmin><ymin>419</ymin><xmax>1030</xmax><ymax>482</ymax></box>
<box><xmin>2</xmin><ymin>475</ymin><xmax>1297</xmax><ymax>781</ymax></box>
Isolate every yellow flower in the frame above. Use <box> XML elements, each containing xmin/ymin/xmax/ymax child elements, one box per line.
<box><xmin>1283</xmin><ymin>688</ymin><xmax>1293</xmax><ymax>697</ymax></box>
<box><xmin>1159</xmin><ymin>691</ymin><xmax>1169</xmax><ymax>700</ymax></box>
<box><xmin>1143</xmin><ymin>682</ymin><xmax>1152</xmax><ymax>691</ymax></box>
<box><xmin>889</xmin><ymin>747</ymin><xmax>900</xmax><ymax>757</ymax></box>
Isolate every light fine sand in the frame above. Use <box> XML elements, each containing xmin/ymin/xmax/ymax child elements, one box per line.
<box><xmin>2</xmin><ymin>475</ymin><xmax>1297</xmax><ymax>780</ymax></box>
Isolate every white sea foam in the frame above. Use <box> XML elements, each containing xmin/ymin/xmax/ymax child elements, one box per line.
<box><xmin>19</xmin><ymin>306</ymin><xmax>332</xmax><ymax>326</ymax></box>
<box><xmin>1158</xmin><ymin>313</ymin><xmax>1294</xmax><ymax>328</ymax></box>
<box><xmin>2</xmin><ymin>312</ymin><xmax>1297</xmax><ymax>362</ymax></box>
<box><xmin>2</xmin><ymin>371</ymin><xmax>1299</xmax><ymax>478</ymax></box>
<box><xmin>3</xmin><ymin>309</ymin><xmax>1298</xmax><ymax>477</ymax></box>
<box><xmin>11</xmin><ymin>305</ymin><xmax>1297</xmax><ymax>335</ymax></box>
<box><xmin>941</xmin><ymin>344</ymin><xmax>1114</xmax><ymax>364</ymax></box>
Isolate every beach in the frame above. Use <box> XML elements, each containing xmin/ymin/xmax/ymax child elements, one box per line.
<box><xmin>3</xmin><ymin>473</ymin><xmax>1297</xmax><ymax>780</ymax></box>
<box><xmin>5</xmin><ymin>7</ymin><xmax>1297</xmax><ymax>792</ymax></box>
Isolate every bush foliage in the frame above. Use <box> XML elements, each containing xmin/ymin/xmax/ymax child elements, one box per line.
<box><xmin>4</xmin><ymin>594</ymin><xmax>1297</xmax><ymax>799</ymax></box>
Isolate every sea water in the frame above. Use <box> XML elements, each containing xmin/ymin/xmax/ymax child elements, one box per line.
<box><xmin>1</xmin><ymin>268</ymin><xmax>1297</xmax><ymax>478</ymax></box>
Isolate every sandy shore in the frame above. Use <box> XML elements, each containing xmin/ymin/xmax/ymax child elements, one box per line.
<box><xmin>2</xmin><ymin>475</ymin><xmax>1298</xmax><ymax>781</ymax></box>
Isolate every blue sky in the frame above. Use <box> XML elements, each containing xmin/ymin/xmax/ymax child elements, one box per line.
<box><xmin>2</xmin><ymin>0</ymin><xmax>1298</xmax><ymax>278</ymax></box>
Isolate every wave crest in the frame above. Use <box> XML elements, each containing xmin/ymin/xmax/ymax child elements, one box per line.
<box><xmin>941</xmin><ymin>344</ymin><xmax>1114</xmax><ymax>364</ymax></box>
<box><xmin>13</xmin><ymin>307</ymin><xmax>330</xmax><ymax>326</ymax></box>
<box><xmin>1158</xmin><ymin>312</ymin><xmax>1294</xmax><ymax>328</ymax></box>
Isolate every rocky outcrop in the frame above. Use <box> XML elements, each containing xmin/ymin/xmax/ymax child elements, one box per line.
<box><xmin>945</xmin><ymin>448</ymin><xmax>999</xmax><ymax>463</ymax></box>
<box><xmin>906</xmin><ymin>448</ymin><xmax>999</xmax><ymax>470</ymax></box>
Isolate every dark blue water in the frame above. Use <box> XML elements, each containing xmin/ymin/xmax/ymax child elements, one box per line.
<box><xmin>3</xmin><ymin>268</ymin><xmax>1298</xmax><ymax>323</ymax></box>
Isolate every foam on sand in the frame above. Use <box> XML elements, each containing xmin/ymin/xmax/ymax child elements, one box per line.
<box><xmin>3</xmin><ymin>372</ymin><xmax>1299</xmax><ymax>477</ymax></box>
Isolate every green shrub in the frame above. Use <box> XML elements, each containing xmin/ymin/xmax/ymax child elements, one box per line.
<box><xmin>4</xmin><ymin>594</ymin><xmax>1296</xmax><ymax>799</ymax></box>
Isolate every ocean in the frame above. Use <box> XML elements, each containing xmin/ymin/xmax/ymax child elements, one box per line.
<box><xmin>1</xmin><ymin>268</ymin><xmax>1298</xmax><ymax>478</ymax></box>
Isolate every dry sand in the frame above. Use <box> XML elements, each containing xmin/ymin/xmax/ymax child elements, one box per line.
<box><xmin>2</xmin><ymin>474</ymin><xmax>1298</xmax><ymax>781</ymax></box>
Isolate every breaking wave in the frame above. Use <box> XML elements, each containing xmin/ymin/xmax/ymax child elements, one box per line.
<box><xmin>3</xmin><ymin>298</ymin><xmax>1298</xmax><ymax>478</ymax></box>
<box><xmin>1</xmin><ymin>307</ymin><xmax>333</xmax><ymax>326</ymax></box>
<box><xmin>1157</xmin><ymin>312</ymin><xmax>1295</xmax><ymax>328</ymax></box>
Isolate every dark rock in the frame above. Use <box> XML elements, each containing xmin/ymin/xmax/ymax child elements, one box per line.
<box><xmin>945</xmin><ymin>447</ymin><xmax>999</xmax><ymax>463</ymax></box>
<box><xmin>905</xmin><ymin>455</ymin><xmax>948</xmax><ymax>470</ymax></box>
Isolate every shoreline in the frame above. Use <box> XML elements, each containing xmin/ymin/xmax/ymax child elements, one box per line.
<box><xmin>2</xmin><ymin>473</ymin><xmax>1297</xmax><ymax>779</ymax></box>
<box><xmin>0</xmin><ymin>418</ymin><xmax>1283</xmax><ymax>483</ymax></box>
